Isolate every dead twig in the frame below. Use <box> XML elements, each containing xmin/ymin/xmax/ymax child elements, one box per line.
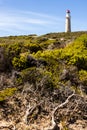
<box><xmin>45</xmin><ymin>93</ymin><xmax>75</xmax><ymax>130</ymax></box>
<box><xmin>24</xmin><ymin>101</ymin><xmax>43</xmax><ymax>125</ymax></box>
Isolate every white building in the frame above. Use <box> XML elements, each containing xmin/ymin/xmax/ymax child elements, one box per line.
<box><xmin>65</xmin><ymin>10</ymin><xmax>71</xmax><ymax>32</ymax></box>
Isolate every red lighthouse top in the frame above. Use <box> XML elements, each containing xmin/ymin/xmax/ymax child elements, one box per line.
<box><xmin>66</xmin><ymin>10</ymin><xmax>70</xmax><ymax>13</ymax></box>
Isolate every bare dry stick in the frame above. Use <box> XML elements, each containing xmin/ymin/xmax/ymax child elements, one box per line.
<box><xmin>24</xmin><ymin>101</ymin><xmax>43</xmax><ymax>125</ymax></box>
<box><xmin>24</xmin><ymin>103</ymin><xmax>31</xmax><ymax>124</ymax></box>
<box><xmin>46</xmin><ymin>93</ymin><xmax>75</xmax><ymax>130</ymax></box>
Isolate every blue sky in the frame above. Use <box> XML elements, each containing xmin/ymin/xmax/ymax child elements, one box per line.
<box><xmin>0</xmin><ymin>0</ymin><xmax>87</xmax><ymax>36</ymax></box>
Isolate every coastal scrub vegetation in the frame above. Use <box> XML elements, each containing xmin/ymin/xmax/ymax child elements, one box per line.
<box><xmin>0</xmin><ymin>32</ymin><xmax>87</xmax><ymax>99</ymax></box>
<box><xmin>0</xmin><ymin>32</ymin><xmax>87</xmax><ymax>130</ymax></box>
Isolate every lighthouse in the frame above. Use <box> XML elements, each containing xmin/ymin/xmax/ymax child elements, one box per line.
<box><xmin>65</xmin><ymin>10</ymin><xmax>71</xmax><ymax>32</ymax></box>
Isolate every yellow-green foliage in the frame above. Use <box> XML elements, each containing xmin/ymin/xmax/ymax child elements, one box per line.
<box><xmin>39</xmin><ymin>39</ymin><xmax>56</xmax><ymax>49</ymax></box>
<box><xmin>12</xmin><ymin>52</ymin><xmax>30</xmax><ymax>70</ymax></box>
<box><xmin>32</xmin><ymin>34</ymin><xmax>87</xmax><ymax>87</ymax></box>
<box><xmin>60</xmin><ymin>34</ymin><xmax>87</xmax><ymax>69</ymax></box>
<box><xmin>0</xmin><ymin>32</ymin><xmax>87</xmax><ymax>92</ymax></box>
<box><xmin>6</xmin><ymin>42</ymin><xmax>22</xmax><ymax>57</ymax></box>
<box><xmin>34</xmin><ymin>49</ymin><xmax>62</xmax><ymax>62</ymax></box>
<box><xmin>34</xmin><ymin>49</ymin><xmax>62</xmax><ymax>85</ymax></box>
<box><xmin>79</xmin><ymin>70</ymin><xmax>87</xmax><ymax>85</ymax></box>
<box><xmin>0</xmin><ymin>32</ymin><xmax>87</xmax><ymax>73</ymax></box>
<box><xmin>0</xmin><ymin>88</ymin><xmax>17</xmax><ymax>101</ymax></box>
<box><xmin>35</xmin><ymin>34</ymin><xmax>87</xmax><ymax>71</ymax></box>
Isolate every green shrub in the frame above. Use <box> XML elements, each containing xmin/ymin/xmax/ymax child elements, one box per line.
<box><xmin>0</xmin><ymin>88</ymin><xmax>17</xmax><ymax>101</ymax></box>
<box><xmin>33</xmin><ymin>49</ymin><xmax>62</xmax><ymax>86</ymax></box>
<box><xmin>20</xmin><ymin>67</ymin><xmax>55</xmax><ymax>88</ymax></box>
<box><xmin>20</xmin><ymin>67</ymin><xmax>37</xmax><ymax>84</ymax></box>
<box><xmin>79</xmin><ymin>70</ymin><xmax>87</xmax><ymax>85</ymax></box>
<box><xmin>12</xmin><ymin>52</ymin><xmax>30</xmax><ymax>70</ymax></box>
<box><xmin>29</xmin><ymin>44</ymin><xmax>42</xmax><ymax>53</ymax></box>
<box><xmin>20</xmin><ymin>67</ymin><xmax>45</xmax><ymax>84</ymax></box>
<box><xmin>39</xmin><ymin>39</ymin><xmax>56</xmax><ymax>50</ymax></box>
<box><xmin>0</xmin><ymin>47</ymin><xmax>8</xmax><ymax>71</ymax></box>
<box><xmin>6</xmin><ymin>42</ymin><xmax>22</xmax><ymax>59</ymax></box>
<box><xmin>60</xmin><ymin>34</ymin><xmax>87</xmax><ymax>69</ymax></box>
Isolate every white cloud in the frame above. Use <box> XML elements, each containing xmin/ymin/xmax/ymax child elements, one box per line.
<box><xmin>20</xmin><ymin>10</ymin><xmax>64</xmax><ymax>22</ymax></box>
<box><xmin>0</xmin><ymin>9</ymin><xmax>64</xmax><ymax>36</ymax></box>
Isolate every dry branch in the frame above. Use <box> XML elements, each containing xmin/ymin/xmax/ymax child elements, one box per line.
<box><xmin>46</xmin><ymin>93</ymin><xmax>75</xmax><ymax>130</ymax></box>
<box><xmin>24</xmin><ymin>101</ymin><xmax>43</xmax><ymax>124</ymax></box>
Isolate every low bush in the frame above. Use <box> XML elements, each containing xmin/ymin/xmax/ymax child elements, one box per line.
<box><xmin>20</xmin><ymin>67</ymin><xmax>55</xmax><ymax>89</ymax></box>
<box><xmin>79</xmin><ymin>70</ymin><xmax>87</xmax><ymax>85</ymax></box>
<box><xmin>12</xmin><ymin>53</ymin><xmax>37</xmax><ymax>70</ymax></box>
<box><xmin>0</xmin><ymin>88</ymin><xmax>17</xmax><ymax>101</ymax></box>
<box><xmin>60</xmin><ymin>34</ymin><xmax>87</xmax><ymax>70</ymax></box>
<box><xmin>29</xmin><ymin>44</ymin><xmax>42</xmax><ymax>53</ymax></box>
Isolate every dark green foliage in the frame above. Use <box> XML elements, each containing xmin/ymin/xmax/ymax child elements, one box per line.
<box><xmin>0</xmin><ymin>47</ymin><xmax>10</xmax><ymax>71</ymax></box>
<box><xmin>29</xmin><ymin>44</ymin><xmax>42</xmax><ymax>53</ymax></box>
<box><xmin>20</xmin><ymin>67</ymin><xmax>55</xmax><ymax>89</ymax></box>
<box><xmin>5</xmin><ymin>42</ymin><xmax>23</xmax><ymax>60</ymax></box>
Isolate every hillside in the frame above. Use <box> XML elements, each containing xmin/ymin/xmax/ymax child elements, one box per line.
<box><xmin>0</xmin><ymin>31</ymin><xmax>87</xmax><ymax>130</ymax></box>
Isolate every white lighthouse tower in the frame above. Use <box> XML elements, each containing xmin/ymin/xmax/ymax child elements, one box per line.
<box><xmin>65</xmin><ymin>10</ymin><xmax>71</xmax><ymax>32</ymax></box>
